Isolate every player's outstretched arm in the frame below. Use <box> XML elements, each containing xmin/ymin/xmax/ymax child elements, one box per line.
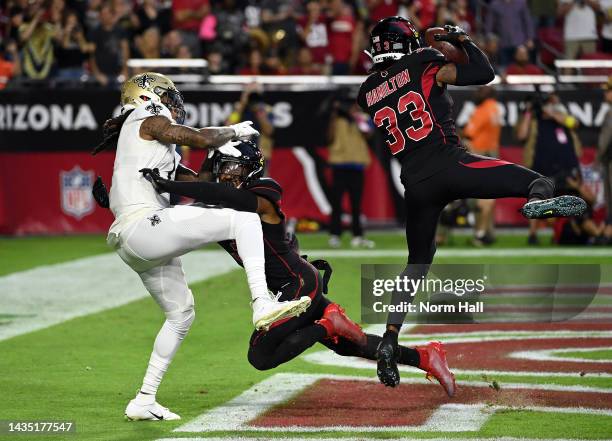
<box><xmin>435</xmin><ymin>26</ymin><xmax>495</xmax><ymax>87</ymax></box>
<box><xmin>140</xmin><ymin>115</ymin><xmax>237</xmax><ymax>148</ymax></box>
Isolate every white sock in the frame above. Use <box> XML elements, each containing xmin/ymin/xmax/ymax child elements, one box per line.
<box><xmin>137</xmin><ymin>315</ymin><xmax>192</xmax><ymax>400</ymax></box>
<box><xmin>233</xmin><ymin>212</ymin><xmax>269</xmax><ymax>302</ymax></box>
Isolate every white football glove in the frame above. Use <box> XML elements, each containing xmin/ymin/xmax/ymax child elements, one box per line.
<box><xmin>214</xmin><ymin>140</ymin><xmax>242</xmax><ymax>157</ymax></box>
<box><xmin>230</xmin><ymin>121</ymin><xmax>260</xmax><ymax>140</ymax></box>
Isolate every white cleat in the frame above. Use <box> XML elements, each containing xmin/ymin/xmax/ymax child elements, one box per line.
<box><xmin>125</xmin><ymin>399</ymin><xmax>181</xmax><ymax>421</ymax></box>
<box><xmin>252</xmin><ymin>295</ymin><xmax>311</xmax><ymax>330</ymax></box>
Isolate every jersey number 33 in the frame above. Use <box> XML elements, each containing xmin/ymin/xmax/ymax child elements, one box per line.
<box><xmin>373</xmin><ymin>90</ymin><xmax>433</xmax><ymax>155</ymax></box>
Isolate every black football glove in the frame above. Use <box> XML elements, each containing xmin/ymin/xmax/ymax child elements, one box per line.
<box><xmin>92</xmin><ymin>176</ymin><xmax>110</xmax><ymax>209</ymax></box>
<box><xmin>139</xmin><ymin>167</ymin><xmax>166</xmax><ymax>193</ymax></box>
<box><xmin>434</xmin><ymin>25</ymin><xmax>469</xmax><ymax>43</ymax></box>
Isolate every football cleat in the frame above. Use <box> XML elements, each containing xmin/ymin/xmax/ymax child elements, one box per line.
<box><xmin>316</xmin><ymin>303</ymin><xmax>367</xmax><ymax>345</ymax></box>
<box><xmin>376</xmin><ymin>332</ymin><xmax>400</xmax><ymax>387</ymax></box>
<box><xmin>350</xmin><ymin>237</ymin><xmax>375</xmax><ymax>249</ymax></box>
<box><xmin>125</xmin><ymin>399</ymin><xmax>181</xmax><ymax>421</ymax></box>
<box><xmin>520</xmin><ymin>195</ymin><xmax>586</xmax><ymax>219</ymax></box>
<box><xmin>252</xmin><ymin>295</ymin><xmax>311</xmax><ymax>331</ymax></box>
<box><xmin>415</xmin><ymin>341</ymin><xmax>456</xmax><ymax>397</ymax></box>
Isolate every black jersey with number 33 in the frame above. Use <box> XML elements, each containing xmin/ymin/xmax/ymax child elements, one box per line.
<box><xmin>358</xmin><ymin>47</ymin><xmax>463</xmax><ymax>185</ymax></box>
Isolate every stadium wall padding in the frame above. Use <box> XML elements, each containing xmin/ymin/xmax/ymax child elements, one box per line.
<box><xmin>0</xmin><ymin>88</ymin><xmax>607</xmax><ymax>235</ymax></box>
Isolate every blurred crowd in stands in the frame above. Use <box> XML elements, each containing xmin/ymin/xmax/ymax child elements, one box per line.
<box><xmin>1</xmin><ymin>0</ymin><xmax>612</xmax><ymax>87</ymax></box>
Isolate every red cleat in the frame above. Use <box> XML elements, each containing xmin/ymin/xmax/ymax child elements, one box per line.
<box><xmin>415</xmin><ymin>341</ymin><xmax>457</xmax><ymax>397</ymax></box>
<box><xmin>316</xmin><ymin>303</ymin><xmax>367</xmax><ymax>346</ymax></box>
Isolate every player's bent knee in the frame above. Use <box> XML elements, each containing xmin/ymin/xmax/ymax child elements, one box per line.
<box><xmin>247</xmin><ymin>347</ymin><xmax>276</xmax><ymax>371</ymax></box>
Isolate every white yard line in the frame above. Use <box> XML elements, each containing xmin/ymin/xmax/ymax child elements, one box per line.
<box><xmin>511</xmin><ymin>347</ymin><xmax>612</xmax><ymax>364</ymax></box>
<box><xmin>0</xmin><ymin>250</ymin><xmax>237</xmax><ymax>342</ymax></box>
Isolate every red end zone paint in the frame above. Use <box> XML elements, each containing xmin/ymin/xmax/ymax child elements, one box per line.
<box><xmin>249</xmin><ymin>378</ymin><xmax>612</xmax><ymax>428</ymax></box>
<box><xmin>410</xmin><ymin>323</ymin><xmax>612</xmax><ymax>373</ymax></box>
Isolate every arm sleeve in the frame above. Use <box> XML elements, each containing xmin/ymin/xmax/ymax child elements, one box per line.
<box><xmin>157</xmin><ymin>180</ymin><xmax>259</xmax><ymax>212</ymax></box>
<box><xmin>454</xmin><ymin>40</ymin><xmax>495</xmax><ymax>86</ymax></box>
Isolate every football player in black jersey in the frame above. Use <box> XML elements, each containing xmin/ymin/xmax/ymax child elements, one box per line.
<box><xmin>140</xmin><ymin>141</ymin><xmax>456</xmax><ymax>397</ymax></box>
<box><xmin>358</xmin><ymin>17</ymin><xmax>587</xmax><ymax>388</ymax></box>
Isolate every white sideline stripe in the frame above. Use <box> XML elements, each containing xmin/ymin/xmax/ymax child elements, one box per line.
<box><xmin>511</xmin><ymin>347</ymin><xmax>612</xmax><ymax>364</ymax></box>
<box><xmin>292</xmin><ymin>147</ymin><xmax>332</xmax><ymax>215</ymax></box>
<box><xmin>303</xmin><ymin>248</ymin><xmax>612</xmax><ymax>257</ymax></box>
<box><xmin>0</xmin><ymin>250</ymin><xmax>237</xmax><ymax>342</ymax></box>
<box><xmin>303</xmin><ymin>351</ymin><xmax>612</xmax><ymax>382</ymax></box>
<box><xmin>159</xmin><ymin>439</ymin><xmax>612</xmax><ymax>441</ymax></box>
<box><xmin>174</xmin><ymin>373</ymin><xmax>489</xmax><ymax>433</ymax></box>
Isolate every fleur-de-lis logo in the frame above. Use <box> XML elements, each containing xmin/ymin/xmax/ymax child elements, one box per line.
<box><xmin>145</xmin><ymin>103</ymin><xmax>161</xmax><ymax>115</ymax></box>
<box><xmin>135</xmin><ymin>74</ymin><xmax>154</xmax><ymax>88</ymax></box>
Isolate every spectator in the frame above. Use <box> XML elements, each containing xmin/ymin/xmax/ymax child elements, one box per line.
<box><xmin>296</xmin><ymin>0</ymin><xmax>330</xmax><ymax>67</ymax></box>
<box><xmin>289</xmin><ymin>46</ymin><xmax>323</xmax><ymax>74</ymax></box>
<box><xmin>239</xmin><ymin>48</ymin><xmax>264</xmax><ymax>75</ymax></box>
<box><xmin>482</xmin><ymin>34</ymin><xmax>501</xmax><ymax>73</ymax></box>
<box><xmin>485</xmin><ymin>0</ymin><xmax>534</xmax><ymax>67</ymax></box>
<box><xmin>505</xmin><ymin>45</ymin><xmax>544</xmax><ymax>75</ymax></box>
<box><xmin>48</xmin><ymin>0</ymin><xmax>66</xmax><ymax>26</ymax></box>
<box><xmin>55</xmin><ymin>10</ymin><xmax>93</xmax><ymax>80</ymax></box>
<box><xmin>0</xmin><ymin>40</ymin><xmax>20</xmax><ymax>89</ymax></box>
<box><xmin>212</xmin><ymin>0</ymin><xmax>248</xmax><ymax>66</ymax></box>
<box><xmin>367</xmin><ymin>0</ymin><xmax>399</xmax><ymax>23</ymax></box>
<box><xmin>516</xmin><ymin>92</ymin><xmax>582</xmax><ymax>244</ymax></box>
<box><xmin>227</xmin><ymin>82</ymin><xmax>275</xmax><ymax>167</ymax></box>
<box><xmin>597</xmin><ymin>77</ymin><xmax>612</xmax><ymax>241</ymax></box>
<box><xmin>172</xmin><ymin>0</ymin><xmax>209</xmax><ymax>54</ymax></box>
<box><xmin>111</xmin><ymin>0</ymin><xmax>137</xmax><ymax>37</ymax></box>
<box><xmin>555</xmin><ymin>173</ymin><xmax>604</xmax><ymax>245</ymax></box>
<box><xmin>89</xmin><ymin>3</ymin><xmax>129</xmax><ymax>86</ymax></box>
<box><xmin>133</xmin><ymin>26</ymin><xmax>161</xmax><ymax>60</ymax></box>
<box><xmin>18</xmin><ymin>0</ymin><xmax>57</xmax><ymax>80</ymax></box>
<box><xmin>134</xmin><ymin>0</ymin><xmax>171</xmax><ymax>35</ymax></box>
<box><xmin>206</xmin><ymin>48</ymin><xmax>228</xmax><ymax>74</ymax></box>
<box><xmin>600</xmin><ymin>0</ymin><xmax>612</xmax><ymax>53</ymax></box>
<box><xmin>558</xmin><ymin>0</ymin><xmax>600</xmax><ymax>60</ymax></box>
<box><xmin>84</xmin><ymin>0</ymin><xmax>103</xmax><ymax>34</ymax></box>
<box><xmin>328</xmin><ymin>0</ymin><xmax>362</xmax><ymax>75</ymax></box>
<box><xmin>462</xmin><ymin>86</ymin><xmax>502</xmax><ymax>246</ymax></box>
<box><xmin>161</xmin><ymin>29</ymin><xmax>182</xmax><ymax>58</ymax></box>
<box><xmin>260</xmin><ymin>0</ymin><xmax>298</xmax><ymax>56</ymax></box>
<box><xmin>327</xmin><ymin>95</ymin><xmax>373</xmax><ymax>249</ymax></box>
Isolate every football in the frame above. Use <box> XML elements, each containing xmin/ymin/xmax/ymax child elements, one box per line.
<box><xmin>424</xmin><ymin>27</ymin><xmax>469</xmax><ymax>64</ymax></box>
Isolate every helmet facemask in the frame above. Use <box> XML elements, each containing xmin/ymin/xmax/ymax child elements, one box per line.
<box><xmin>159</xmin><ymin>88</ymin><xmax>186</xmax><ymax>124</ymax></box>
<box><xmin>214</xmin><ymin>158</ymin><xmax>262</xmax><ymax>189</ymax></box>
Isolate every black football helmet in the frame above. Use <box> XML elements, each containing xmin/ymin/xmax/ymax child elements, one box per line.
<box><xmin>212</xmin><ymin>140</ymin><xmax>264</xmax><ymax>188</ymax></box>
<box><xmin>369</xmin><ymin>16</ymin><xmax>421</xmax><ymax>70</ymax></box>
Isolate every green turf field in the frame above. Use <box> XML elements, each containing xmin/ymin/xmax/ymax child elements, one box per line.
<box><xmin>0</xmin><ymin>233</ymin><xmax>611</xmax><ymax>441</ymax></box>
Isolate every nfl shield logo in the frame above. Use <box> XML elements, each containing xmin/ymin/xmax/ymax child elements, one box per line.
<box><xmin>60</xmin><ymin>166</ymin><xmax>95</xmax><ymax>220</ymax></box>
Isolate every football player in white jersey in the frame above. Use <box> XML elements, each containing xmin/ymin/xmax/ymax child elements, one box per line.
<box><xmin>95</xmin><ymin>72</ymin><xmax>310</xmax><ymax>421</ymax></box>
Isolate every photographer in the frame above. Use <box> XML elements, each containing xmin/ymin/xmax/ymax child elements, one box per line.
<box><xmin>327</xmin><ymin>94</ymin><xmax>373</xmax><ymax>249</ymax></box>
<box><xmin>227</xmin><ymin>82</ymin><xmax>274</xmax><ymax>168</ymax></box>
<box><xmin>555</xmin><ymin>171</ymin><xmax>606</xmax><ymax>245</ymax></box>
<box><xmin>516</xmin><ymin>92</ymin><xmax>582</xmax><ymax>244</ymax></box>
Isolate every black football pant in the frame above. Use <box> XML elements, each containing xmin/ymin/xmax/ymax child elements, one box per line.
<box><xmin>387</xmin><ymin>153</ymin><xmax>554</xmax><ymax>328</ymax></box>
<box><xmin>247</xmin><ymin>262</ymin><xmax>420</xmax><ymax>370</ymax></box>
<box><xmin>329</xmin><ymin>167</ymin><xmax>365</xmax><ymax>237</ymax></box>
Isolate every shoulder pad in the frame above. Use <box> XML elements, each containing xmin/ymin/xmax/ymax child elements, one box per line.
<box><xmin>130</xmin><ymin>101</ymin><xmax>172</xmax><ymax>122</ymax></box>
<box><xmin>413</xmin><ymin>47</ymin><xmax>446</xmax><ymax>63</ymax></box>
<box><xmin>245</xmin><ymin>178</ymin><xmax>283</xmax><ymax>204</ymax></box>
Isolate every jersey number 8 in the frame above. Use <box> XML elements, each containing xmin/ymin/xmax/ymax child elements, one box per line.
<box><xmin>373</xmin><ymin>91</ymin><xmax>433</xmax><ymax>155</ymax></box>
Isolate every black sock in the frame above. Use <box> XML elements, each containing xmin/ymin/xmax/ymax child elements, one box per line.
<box><xmin>397</xmin><ymin>346</ymin><xmax>420</xmax><ymax>367</ymax></box>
